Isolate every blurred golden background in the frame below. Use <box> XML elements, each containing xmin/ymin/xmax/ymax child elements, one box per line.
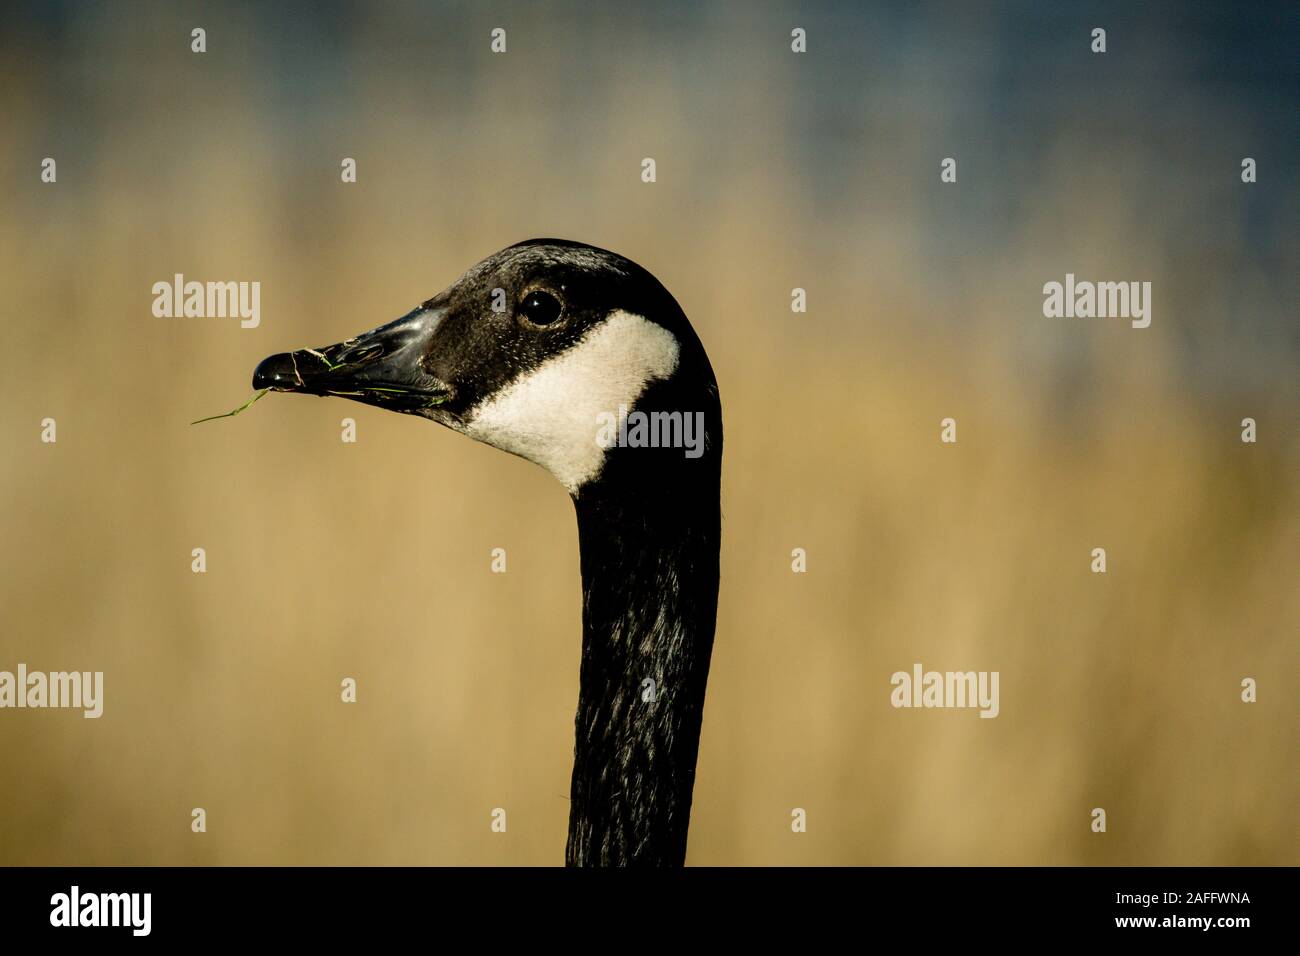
<box><xmin>1</xmin><ymin>1</ymin><xmax>1295</xmax><ymax>865</ymax></box>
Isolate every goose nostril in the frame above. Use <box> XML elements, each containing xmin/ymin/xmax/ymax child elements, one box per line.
<box><xmin>339</xmin><ymin>343</ymin><xmax>384</xmax><ymax>365</ymax></box>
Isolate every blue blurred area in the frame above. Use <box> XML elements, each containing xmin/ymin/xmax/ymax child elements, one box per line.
<box><xmin>2</xmin><ymin>0</ymin><xmax>1296</xmax><ymax>375</ymax></box>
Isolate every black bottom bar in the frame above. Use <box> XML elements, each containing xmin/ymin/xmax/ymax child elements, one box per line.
<box><xmin>0</xmin><ymin>866</ymin><xmax>1285</xmax><ymax>942</ymax></box>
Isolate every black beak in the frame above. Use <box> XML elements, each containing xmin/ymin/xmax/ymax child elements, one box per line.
<box><xmin>252</xmin><ymin>307</ymin><xmax>453</xmax><ymax>413</ymax></box>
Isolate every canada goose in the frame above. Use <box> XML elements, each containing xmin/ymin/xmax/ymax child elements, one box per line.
<box><xmin>253</xmin><ymin>240</ymin><xmax>722</xmax><ymax>866</ymax></box>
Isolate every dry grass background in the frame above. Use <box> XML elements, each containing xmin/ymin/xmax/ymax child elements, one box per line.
<box><xmin>0</xmin><ymin>2</ymin><xmax>1295</xmax><ymax>865</ymax></box>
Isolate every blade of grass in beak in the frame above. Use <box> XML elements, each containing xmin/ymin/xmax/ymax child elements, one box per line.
<box><xmin>191</xmin><ymin>388</ymin><xmax>270</xmax><ymax>425</ymax></box>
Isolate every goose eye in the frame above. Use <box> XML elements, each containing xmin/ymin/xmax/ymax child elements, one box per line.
<box><xmin>518</xmin><ymin>290</ymin><xmax>563</xmax><ymax>327</ymax></box>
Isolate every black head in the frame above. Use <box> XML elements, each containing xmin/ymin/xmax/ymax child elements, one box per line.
<box><xmin>253</xmin><ymin>240</ymin><xmax>720</xmax><ymax>494</ymax></box>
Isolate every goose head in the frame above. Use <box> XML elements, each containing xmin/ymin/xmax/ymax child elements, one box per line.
<box><xmin>253</xmin><ymin>239</ymin><xmax>719</xmax><ymax>495</ymax></box>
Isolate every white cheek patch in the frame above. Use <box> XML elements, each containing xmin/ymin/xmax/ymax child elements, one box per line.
<box><xmin>463</xmin><ymin>310</ymin><xmax>680</xmax><ymax>492</ymax></box>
